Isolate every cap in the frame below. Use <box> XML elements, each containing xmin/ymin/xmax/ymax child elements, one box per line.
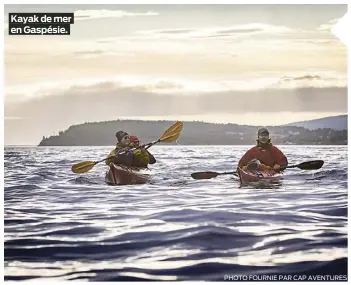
<box><xmin>258</xmin><ymin>127</ymin><xmax>269</xmax><ymax>135</ymax></box>
<box><xmin>115</xmin><ymin>131</ymin><xmax>129</xmax><ymax>142</ymax></box>
<box><xmin>130</xmin><ymin>135</ymin><xmax>140</xmax><ymax>144</ymax></box>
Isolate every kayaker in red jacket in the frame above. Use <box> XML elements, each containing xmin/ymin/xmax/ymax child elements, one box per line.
<box><xmin>238</xmin><ymin>128</ymin><xmax>288</xmax><ymax>172</ymax></box>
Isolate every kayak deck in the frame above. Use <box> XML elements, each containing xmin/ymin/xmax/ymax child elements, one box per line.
<box><xmin>105</xmin><ymin>163</ymin><xmax>150</xmax><ymax>185</ymax></box>
<box><xmin>237</xmin><ymin>167</ymin><xmax>282</xmax><ymax>184</ymax></box>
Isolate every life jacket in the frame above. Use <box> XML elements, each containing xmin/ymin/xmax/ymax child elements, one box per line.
<box><xmin>111</xmin><ymin>145</ymin><xmax>134</xmax><ymax>166</ymax></box>
<box><xmin>238</xmin><ymin>142</ymin><xmax>288</xmax><ymax>169</ymax></box>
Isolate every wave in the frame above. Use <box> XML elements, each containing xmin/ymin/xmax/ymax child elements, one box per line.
<box><xmin>4</xmin><ymin>146</ymin><xmax>348</xmax><ymax>281</ymax></box>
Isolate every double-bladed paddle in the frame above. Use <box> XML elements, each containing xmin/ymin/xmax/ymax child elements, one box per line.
<box><xmin>190</xmin><ymin>160</ymin><xmax>324</xmax><ymax>180</ymax></box>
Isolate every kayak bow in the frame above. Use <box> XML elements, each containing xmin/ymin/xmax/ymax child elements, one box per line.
<box><xmin>105</xmin><ymin>163</ymin><xmax>150</xmax><ymax>185</ymax></box>
<box><xmin>237</xmin><ymin>167</ymin><xmax>282</xmax><ymax>184</ymax></box>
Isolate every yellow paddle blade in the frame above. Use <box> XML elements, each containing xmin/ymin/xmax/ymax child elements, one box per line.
<box><xmin>159</xmin><ymin>121</ymin><xmax>183</xmax><ymax>142</ymax></box>
<box><xmin>71</xmin><ymin>161</ymin><xmax>97</xmax><ymax>174</ymax></box>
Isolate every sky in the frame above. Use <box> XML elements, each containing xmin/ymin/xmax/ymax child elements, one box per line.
<box><xmin>3</xmin><ymin>4</ymin><xmax>348</xmax><ymax>145</ymax></box>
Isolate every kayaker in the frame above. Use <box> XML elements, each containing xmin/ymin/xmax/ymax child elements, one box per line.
<box><xmin>105</xmin><ymin>131</ymin><xmax>154</xmax><ymax>168</ymax></box>
<box><xmin>130</xmin><ymin>135</ymin><xmax>156</xmax><ymax>165</ymax></box>
<box><xmin>238</xmin><ymin>128</ymin><xmax>288</xmax><ymax>172</ymax></box>
<box><xmin>130</xmin><ymin>135</ymin><xmax>140</xmax><ymax>148</ymax></box>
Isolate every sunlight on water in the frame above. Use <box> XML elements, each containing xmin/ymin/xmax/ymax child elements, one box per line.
<box><xmin>4</xmin><ymin>146</ymin><xmax>347</xmax><ymax>281</ymax></box>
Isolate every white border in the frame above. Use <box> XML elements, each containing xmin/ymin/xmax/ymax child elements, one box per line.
<box><xmin>2</xmin><ymin>2</ymin><xmax>349</xmax><ymax>285</ymax></box>
<box><xmin>2</xmin><ymin>0</ymin><xmax>350</xmax><ymax>3</ymax></box>
<box><xmin>1</xmin><ymin>3</ymin><xmax>5</xmax><ymax>284</ymax></box>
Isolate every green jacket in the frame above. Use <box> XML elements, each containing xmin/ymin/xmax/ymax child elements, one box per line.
<box><xmin>105</xmin><ymin>145</ymin><xmax>150</xmax><ymax>168</ymax></box>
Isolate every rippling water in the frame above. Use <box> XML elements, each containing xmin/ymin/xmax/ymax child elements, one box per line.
<box><xmin>4</xmin><ymin>146</ymin><xmax>348</xmax><ymax>281</ymax></box>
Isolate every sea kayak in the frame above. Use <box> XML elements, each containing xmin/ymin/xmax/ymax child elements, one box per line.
<box><xmin>237</xmin><ymin>167</ymin><xmax>282</xmax><ymax>184</ymax></box>
<box><xmin>105</xmin><ymin>163</ymin><xmax>150</xmax><ymax>185</ymax></box>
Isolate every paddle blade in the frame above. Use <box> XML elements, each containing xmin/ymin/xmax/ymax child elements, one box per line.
<box><xmin>297</xmin><ymin>160</ymin><xmax>324</xmax><ymax>170</ymax></box>
<box><xmin>191</xmin><ymin>171</ymin><xmax>219</xmax><ymax>180</ymax></box>
<box><xmin>159</xmin><ymin>121</ymin><xmax>183</xmax><ymax>142</ymax></box>
<box><xmin>71</xmin><ymin>161</ymin><xmax>96</xmax><ymax>174</ymax></box>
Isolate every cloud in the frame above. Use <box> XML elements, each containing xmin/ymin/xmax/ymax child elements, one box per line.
<box><xmin>70</xmin><ymin>49</ymin><xmax>136</xmax><ymax>58</ymax></box>
<box><xmin>281</xmin><ymin>75</ymin><xmax>322</xmax><ymax>81</ymax></box>
<box><xmin>4</xmin><ymin>72</ymin><xmax>347</xmax><ymax>105</ymax></box>
<box><xmin>158</xmin><ymin>29</ymin><xmax>193</xmax><ymax>34</ymax></box>
<box><xmin>5</xmin><ymin>81</ymin><xmax>347</xmax><ymax>145</ymax></box>
<box><xmin>74</xmin><ymin>9</ymin><xmax>159</xmax><ymax>21</ymax></box>
<box><xmin>73</xmin><ymin>49</ymin><xmax>104</xmax><ymax>56</ymax></box>
<box><xmin>278</xmin><ymin>73</ymin><xmax>346</xmax><ymax>88</ymax></box>
<box><xmin>135</xmin><ymin>81</ymin><xmax>184</xmax><ymax>93</ymax></box>
<box><xmin>137</xmin><ymin>23</ymin><xmax>294</xmax><ymax>40</ymax></box>
<box><xmin>4</xmin><ymin>116</ymin><xmax>24</xmax><ymax>120</ymax></box>
<box><xmin>294</xmin><ymin>39</ymin><xmax>340</xmax><ymax>45</ymax></box>
<box><xmin>5</xmin><ymin>80</ymin><xmax>347</xmax><ymax>117</ymax></box>
<box><xmin>318</xmin><ymin>18</ymin><xmax>341</xmax><ymax>32</ymax></box>
<box><xmin>332</xmin><ymin>12</ymin><xmax>350</xmax><ymax>47</ymax></box>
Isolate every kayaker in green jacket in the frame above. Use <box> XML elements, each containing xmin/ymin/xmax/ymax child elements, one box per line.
<box><xmin>105</xmin><ymin>131</ymin><xmax>156</xmax><ymax>168</ymax></box>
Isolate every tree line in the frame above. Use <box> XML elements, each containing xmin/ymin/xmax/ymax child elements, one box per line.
<box><xmin>39</xmin><ymin>120</ymin><xmax>347</xmax><ymax>146</ymax></box>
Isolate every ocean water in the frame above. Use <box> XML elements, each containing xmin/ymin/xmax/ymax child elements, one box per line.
<box><xmin>4</xmin><ymin>145</ymin><xmax>348</xmax><ymax>281</ymax></box>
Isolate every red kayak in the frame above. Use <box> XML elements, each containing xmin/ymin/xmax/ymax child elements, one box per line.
<box><xmin>237</xmin><ymin>167</ymin><xmax>282</xmax><ymax>184</ymax></box>
<box><xmin>105</xmin><ymin>163</ymin><xmax>150</xmax><ymax>185</ymax></box>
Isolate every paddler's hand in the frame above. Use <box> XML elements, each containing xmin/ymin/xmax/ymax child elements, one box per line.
<box><xmin>139</xmin><ymin>147</ymin><xmax>148</xmax><ymax>153</ymax></box>
<box><xmin>273</xmin><ymin>164</ymin><xmax>281</xmax><ymax>171</ymax></box>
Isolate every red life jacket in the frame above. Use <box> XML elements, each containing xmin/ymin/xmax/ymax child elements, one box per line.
<box><xmin>238</xmin><ymin>144</ymin><xmax>288</xmax><ymax>168</ymax></box>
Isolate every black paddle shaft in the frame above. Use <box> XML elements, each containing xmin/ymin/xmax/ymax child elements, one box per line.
<box><xmin>280</xmin><ymin>160</ymin><xmax>324</xmax><ymax>171</ymax></box>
